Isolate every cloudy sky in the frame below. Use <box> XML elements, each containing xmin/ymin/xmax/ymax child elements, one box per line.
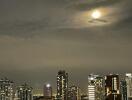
<box><xmin>0</xmin><ymin>0</ymin><xmax>132</xmax><ymax>93</ymax></box>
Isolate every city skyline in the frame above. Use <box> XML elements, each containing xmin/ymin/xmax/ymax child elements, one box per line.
<box><xmin>0</xmin><ymin>71</ymin><xmax>132</xmax><ymax>100</ymax></box>
<box><xmin>0</xmin><ymin>0</ymin><xmax>132</xmax><ymax>94</ymax></box>
<box><xmin>0</xmin><ymin>71</ymin><xmax>131</xmax><ymax>95</ymax></box>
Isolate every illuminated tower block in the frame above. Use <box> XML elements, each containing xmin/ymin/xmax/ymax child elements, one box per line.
<box><xmin>88</xmin><ymin>74</ymin><xmax>104</xmax><ymax>100</ymax></box>
<box><xmin>105</xmin><ymin>74</ymin><xmax>121</xmax><ymax>100</ymax></box>
<box><xmin>0</xmin><ymin>78</ymin><xmax>14</xmax><ymax>100</ymax></box>
<box><xmin>56</xmin><ymin>70</ymin><xmax>68</xmax><ymax>100</ymax></box>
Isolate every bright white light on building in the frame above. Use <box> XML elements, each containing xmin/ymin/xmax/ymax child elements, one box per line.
<box><xmin>126</xmin><ymin>73</ymin><xmax>132</xmax><ymax>77</ymax></box>
<box><xmin>46</xmin><ymin>84</ymin><xmax>51</xmax><ymax>88</ymax></box>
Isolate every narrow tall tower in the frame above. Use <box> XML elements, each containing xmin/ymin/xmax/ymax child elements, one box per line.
<box><xmin>126</xmin><ymin>73</ymin><xmax>132</xmax><ymax>100</ymax></box>
<box><xmin>56</xmin><ymin>70</ymin><xmax>68</xmax><ymax>100</ymax></box>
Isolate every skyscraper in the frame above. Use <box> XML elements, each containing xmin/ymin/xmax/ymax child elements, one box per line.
<box><xmin>87</xmin><ymin>74</ymin><xmax>104</xmax><ymax>100</ymax></box>
<box><xmin>56</xmin><ymin>70</ymin><xmax>68</xmax><ymax>100</ymax></box>
<box><xmin>43</xmin><ymin>83</ymin><xmax>52</xmax><ymax>99</ymax></box>
<box><xmin>0</xmin><ymin>78</ymin><xmax>14</xmax><ymax>100</ymax></box>
<box><xmin>105</xmin><ymin>74</ymin><xmax>121</xmax><ymax>100</ymax></box>
<box><xmin>120</xmin><ymin>79</ymin><xmax>127</xmax><ymax>100</ymax></box>
<box><xmin>126</xmin><ymin>73</ymin><xmax>132</xmax><ymax>100</ymax></box>
<box><xmin>16</xmin><ymin>83</ymin><xmax>33</xmax><ymax>100</ymax></box>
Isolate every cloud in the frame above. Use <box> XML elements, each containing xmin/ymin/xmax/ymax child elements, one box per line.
<box><xmin>0</xmin><ymin>0</ymin><xmax>132</xmax><ymax>37</ymax></box>
<box><xmin>69</xmin><ymin>0</ymin><xmax>121</xmax><ymax>11</ymax></box>
<box><xmin>0</xmin><ymin>0</ymin><xmax>132</xmax><ymax>91</ymax></box>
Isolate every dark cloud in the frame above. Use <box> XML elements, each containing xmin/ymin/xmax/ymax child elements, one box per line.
<box><xmin>69</xmin><ymin>0</ymin><xmax>122</xmax><ymax>11</ymax></box>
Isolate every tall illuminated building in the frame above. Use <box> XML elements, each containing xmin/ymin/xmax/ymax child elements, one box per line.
<box><xmin>0</xmin><ymin>78</ymin><xmax>14</xmax><ymax>100</ymax></box>
<box><xmin>105</xmin><ymin>74</ymin><xmax>121</xmax><ymax>100</ymax></box>
<box><xmin>126</xmin><ymin>73</ymin><xmax>132</xmax><ymax>100</ymax></box>
<box><xmin>68</xmin><ymin>85</ymin><xmax>80</xmax><ymax>100</ymax></box>
<box><xmin>43</xmin><ymin>83</ymin><xmax>52</xmax><ymax>99</ymax></box>
<box><xmin>120</xmin><ymin>79</ymin><xmax>127</xmax><ymax>100</ymax></box>
<box><xmin>88</xmin><ymin>74</ymin><xmax>104</xmax><ymax>100</ymax></box>
<box><xmin>16</xmin><ymin>83</ymin><xmax>33</xmax><ymax>100</ymax></box>
<box><xmin>56</xmin><ymin>70</ymin><xmax>68</xmax><ymax>100</ymax></box>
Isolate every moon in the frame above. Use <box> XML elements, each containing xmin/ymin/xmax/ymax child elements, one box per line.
<box><xmin>91</xmin><ymin>10</ymin><xmax>102</xmax><ymax>19</ymax></box>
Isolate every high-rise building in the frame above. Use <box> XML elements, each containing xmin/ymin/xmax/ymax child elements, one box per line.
<box><xmin>95</xmin><ymin>76</ymin><xmax>105</xmax><ymax>100</ymax></box>
<box><xmin>16</xmin><ymin>83</ymin><xmax>33</xmax><ymax>100</ymax></box>
<box><xmin>126</xmin><ymin>73</ymin><xmax>132</xmax><ymax>100</ymax></box>
<box><xmin>0</xmin><ymin>78</ymin><xmax>14</xmax><ymax>100</ymax></box>
<box><xmin>120</xmin><ymin>79</ymin><xmax>127</xmax><ymax>100</ymax></box>
<box><xmin>88</xmin><ymin>74</ymin><xmax>104</xmax><ymax>100</ymax></box>
<box><xmin>68</xmin><ymin>85</ymin><xmax>80</xmax><ymax>100</ymax></box>
<box><xmin>56</xmin><ymin>70</ymin><xmax>68</xmax><ymax>100</ymax></box>
<box><xmin>43</xmin><ymin>83</ymin><xmax>52</xmax><ymax>100</ymax></box>
<box><xmin>105</xmin><ymin>74</ymin><xmax>121</xmax><ymax>100</ymax></box>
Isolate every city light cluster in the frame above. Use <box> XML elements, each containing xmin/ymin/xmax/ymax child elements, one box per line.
<box><xmin>0</xmin><ymin>72</ymin><xmax>132</xmax><ymax>100</ymax></box>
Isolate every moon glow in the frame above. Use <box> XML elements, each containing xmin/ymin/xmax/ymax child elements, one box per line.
<box><xmin>91</xmin><ymin>10</ymin><xmax>102</xmax><ymax>19</ymax></box>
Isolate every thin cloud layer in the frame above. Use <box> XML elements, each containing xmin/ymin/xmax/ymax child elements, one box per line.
<box><xmin>0</xmin><ymin>0</ymin><xmax>132</xmax><ymax>90</ymax></box>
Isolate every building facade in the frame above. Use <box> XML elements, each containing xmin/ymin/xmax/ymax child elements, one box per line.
<box><xmin>81</xmin><ymin>95</ymin><xmax>88</xmax><ymax>100</ymax></box>
<box><xmin>120</xmin><ymin>80</ymin><xmax>127</xmax><ymax>100</ymax></box>
<box><xmin>88</xmin><ymin>74</ymin><xmax>104</xmax><ymax>100</ymax></box>
<box><xmin>68</xmin><ymin>85</ymin><xmax>80</xmax><ymax>100</ymax></box>
<box><xmin>105</xmin><ymin>74</ymin><xmax>121</xmax><ymax>100</ymax></box>
<box><xmin>0</xmin><ymin>78</ymin><xmax>14</xmax><ymax>100</ymax></box>
<box><xmin>56</xmin><ymin>70</ymin><xmax>68</xmax><ymax>100</ymax></box>
<box><xmin>43</xmin><ymin>83</ymin><xmax>53</xmax><ymax>100</ymax></box>
<box><xmin>126</xmin><ymin>73</ymin><xmax>132</xmax><ymax>100</ymax></box>
<box><xmin>16</xmin><ymin>83</ymin><xmax>33</xmax><ymax>100</ymax></box>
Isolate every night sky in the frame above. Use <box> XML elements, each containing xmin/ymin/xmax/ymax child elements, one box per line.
<box><xmin>0</xmin><ymin>0</ymin><xmax>132</xmax><ymax>93</ymax></box>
